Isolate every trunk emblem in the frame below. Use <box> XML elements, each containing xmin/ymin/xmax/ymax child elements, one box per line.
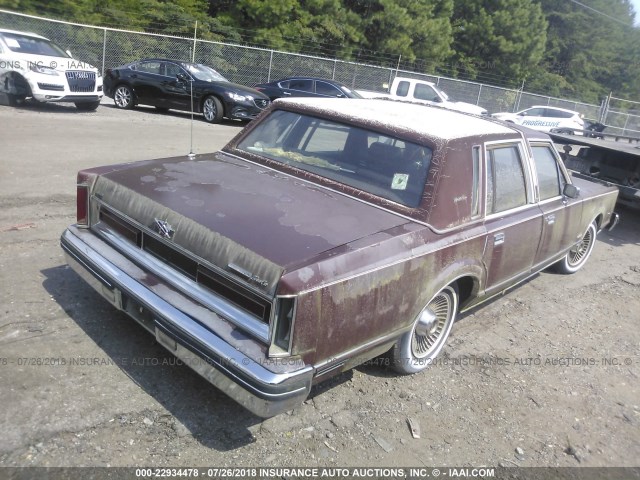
<box><xmin>153</xmin><ymin>218</ymin><xmax>175</xmax><ymax>239</ymax></box>
<box><xmin>228</xmin><ymin>263</ymin><xmax>269</xmax><ymax>288</ymax></box>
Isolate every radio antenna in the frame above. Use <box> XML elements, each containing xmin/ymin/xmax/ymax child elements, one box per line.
<box><xmin>188</xmin><ymin>20</ymin><xmax>198</xmax><ymax>160</ymax></box>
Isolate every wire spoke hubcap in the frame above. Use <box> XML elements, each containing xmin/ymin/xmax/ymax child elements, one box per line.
<box><xmin>412</xmin><ymin>291</ymin><xmax>454</xmax><ymax>359</ymax></box>
<box><xmin>569</xmin><ymin>227</ymin><xmax>593</xmax><ymax>266</ymax></box>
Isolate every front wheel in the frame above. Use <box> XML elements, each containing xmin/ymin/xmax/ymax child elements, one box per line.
<box><xmin>202</xmin><ymin>95</ymin><xmax>223</xmax><ymax>123</ymax></box>
<box><xmin>6</xmin><ymin>93</ymin><xmax>26</xmax><ymax>106</ymax></box>
<box><xmin>391</xmin><ymin>284</ymin><xmax>458</xmax><ymax>374</ymax></box>
<box><xmin>554</xmin><ymin>221</ymin><xmax>597</xmax><ymax>274</ymax></box>
<box><xmin>75</xmin><ymin>101</ymin><xmax>100</xmax><ymax>111</ymax></box>
<box><xmin>113</xmin><ymin>84</ymin><xmax>134</xmax><ymax>109</ymax></box>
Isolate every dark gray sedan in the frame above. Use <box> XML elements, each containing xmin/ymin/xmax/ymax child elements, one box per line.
<box><xmin>254</xmin><ymin>77</ymin><xmax>362</xmax><ymax>101</ymax></box>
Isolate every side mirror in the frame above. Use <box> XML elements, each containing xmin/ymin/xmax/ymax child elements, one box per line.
<box><xmin>66</xmin><ymin>49</ymin><xmax>73</xmax><ymax>58</ymax></box>
<box><xmin>176</xmin><ymin>73</ymin><xmax>188</xmax><ymax>82</ymax></box>
<box><xmin>563</xmin><ymin>183</ymin><xmax>580</xmax><ymax>199</ymax></box>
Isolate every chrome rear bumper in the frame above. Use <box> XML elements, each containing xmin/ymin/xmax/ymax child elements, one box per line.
<box><xmin>60</xmin><ymin>226</ymin><xmax>312</xmax><ymax>417</ymax></box>
<box><xmin>606</xmin><ymin>212</ymin><xmax>620</xmax><ymax>232</ymax></box>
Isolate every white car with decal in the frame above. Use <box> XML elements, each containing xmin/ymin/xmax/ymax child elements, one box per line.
<box><xmin>0</xmin><ymin>28</ymin><xmax>103</xmax><ymax>110</ymax></box>
<box><xmin>492</xmin><ymin>105</ymin><xmax>584</xmax><ymax>133</ymax></box>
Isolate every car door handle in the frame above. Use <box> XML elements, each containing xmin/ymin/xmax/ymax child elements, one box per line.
<box><xmin>283</xmin><ymin>91</ymin><xmax>291</xmax><ymax>95</ymax></box>
<box><xmin>546</xmin><ymin>214</ymin><xmax>556</xmax><ymax>225</ymax></box>
<box><xmin>494</xmin><ymin>233</ymin><xmax>505</xmax><ymax>245</ymax></box>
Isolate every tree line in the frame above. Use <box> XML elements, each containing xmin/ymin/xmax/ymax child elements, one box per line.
<box><xmin>1</xmin><ymin>0</ymin><xmax>638</xmax><ymax>104</ymax></box>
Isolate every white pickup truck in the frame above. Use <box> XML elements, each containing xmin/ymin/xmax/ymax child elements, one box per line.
<box><xmin>358</xmin><ymin>77</ymin><xmax>488</xmax><ymax>116</ymax></box>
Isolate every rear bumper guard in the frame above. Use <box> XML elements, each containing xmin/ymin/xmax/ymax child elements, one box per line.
<box><xmin>60</xmin><ymin>226</ymin><xmax>312</xmax><ymax>417</ymax></box>
<box><xmin>605</xmin><ymin>212</ymin><xmax>620</xmax><ymax>232</ymax></box>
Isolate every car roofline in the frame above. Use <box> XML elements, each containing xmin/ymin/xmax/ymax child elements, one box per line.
<box><xmin>0</xmin><ymin>28</ymin><xmax>49</xmax><ymax>40</ymax></box>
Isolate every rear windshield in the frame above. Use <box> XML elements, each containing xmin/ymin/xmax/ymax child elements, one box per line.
<box><xmin>1</xmin><ymin>33</ymin><xmax>69</xmax><ymax>57</ymax></box>
<box><xmin>237</xmin><ymin>110</ymin><xmax>432</xmax><ymax>208</ymax></box>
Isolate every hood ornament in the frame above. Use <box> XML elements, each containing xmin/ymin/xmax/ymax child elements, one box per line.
<box><xmin>153</xmin><ymin>218</ymin><xmax>175</xmax><ymax>239</ymax></box>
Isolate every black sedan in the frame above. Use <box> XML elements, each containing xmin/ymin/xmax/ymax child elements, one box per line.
<box><xmin>103</xmin><ymin>59</ymin><xmax>270</xmax><ymax>123</ymax></box>
<box><xmin>253</xmin><ymin>77</ymin><xmax>362</xmax><ymax>101</ymax></box>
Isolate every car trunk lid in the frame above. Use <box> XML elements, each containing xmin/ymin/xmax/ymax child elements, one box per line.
<box><xmin>91</xmin><ymin>152</ymin><xmax>409</xmax><ymax>295</ymax></box>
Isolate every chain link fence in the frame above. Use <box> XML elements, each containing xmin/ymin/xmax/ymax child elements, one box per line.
<box><xmin>601</xmin><ymin>96</ymin><xmax>640</xmax><ymax>136</ymax></box>
<box><xmin>4</xmin><ymin>8</ymin><xmax>637</xmax><ymax>134</ymax></box>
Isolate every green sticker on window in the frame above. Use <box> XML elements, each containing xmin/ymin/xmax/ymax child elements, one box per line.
<box><xmin>391</xmin><ymin>173</ymin><xmax>409</xmax><ymax>190</ymax></box>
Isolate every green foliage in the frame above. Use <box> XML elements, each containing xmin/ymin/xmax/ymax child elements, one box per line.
<box><xmin>532</xmin><ymin>0</ymin><xmax>639</xmax><ymax>103</ymax></box>
<box><xmin>1</xmin><ymin>0</ymin><xmax>639</xmax><ymax>103</ymax></box>
<box><xmin>449</xmin><ymin>0</ymin><xmax>547</xmax><ymax>87</ymax></box>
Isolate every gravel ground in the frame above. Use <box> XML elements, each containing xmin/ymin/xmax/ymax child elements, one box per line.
<box><xmin>0</xmin><ymin>99</ymin><xmax>638</xmax><ymax>469</ymax></box>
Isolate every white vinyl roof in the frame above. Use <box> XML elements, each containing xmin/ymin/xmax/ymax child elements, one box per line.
<box><xmin>275</xmin><ymin>97</ymin><xmax>516</xmax><ymax>141</ymax></box>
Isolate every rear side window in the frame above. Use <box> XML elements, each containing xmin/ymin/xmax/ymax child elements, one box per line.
<box><xmin>414</xmin><ymin>83</ymin><xmax>438</xmax><ymax>102</ymax></box>
<box><xmin>138</xmin><ymin>61</ymin><xmax>161</xmax><ymax>74</ymax></box>
<box><xmin>316</xmin><ymin>81</ymin><xmax>342</xmax><ymax>97</ymax></box>
<box><xmin>289</xmin><ymin>79</ymin><xmax>313</xmax><ymax>92</ymax></box>
<box><xmin>486</xmin><ymin>145</ymin><xmax>528</xmax><ymax>214</ymax></box>
<box><xmin>532</xmin><ymin>145</ymin><xmax>563</xmax><ymax>200</ymax></box>
<box><xmin>395</xmin><ymin>80</ymin><xmax>410</xmax><ymax>97</ymax></box>
<box><xmin>545</xmin><ymin>109</ymin><xmax>574</xmax><ymax>118</ymax></box>
<box><xmin>522</xmin><ymin>108</ymin><xmax>544</xmax><ymax>116</ymax></box>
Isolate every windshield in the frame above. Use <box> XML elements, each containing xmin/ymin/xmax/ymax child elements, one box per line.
<box><xmin>184</xmin><ymin>63</ymin><xmax>228</xmax><ymax>82</ymax></box>
<box><xmin>1</xmin><ymin>32</ymin><xmax>70</xmax><ymax>57</ymax></box>
<box><xmin>237</xmin><ymin>110</ymin><xmax>432</xmax><ymax>208</ymax></box>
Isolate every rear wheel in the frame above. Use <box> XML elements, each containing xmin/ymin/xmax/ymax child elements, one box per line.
<box><xmin>202</xmin><ymin>95</ymin><xmax>223</xmax><ymax>123</ymax></box>
<box><xmin>554</xmin><ymin>221</ymin><xmax>597</xmax><ymax>274</ymax></box>
<box><xmin>391</xmin><ymin>284</ymin><xmax>458</xmax><ymax>374</ymax></box>
<box><xmin>113</xmin><ymin>84</ymin><xmax>134</xmax><ymax>109</ymax></box>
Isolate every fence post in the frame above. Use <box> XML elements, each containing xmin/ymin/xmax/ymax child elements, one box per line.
<box><xmin>332</xmin><ymin>59</ymin><xmax>337</xmax><ymax>80</ymax></box>
<box><xmin>267</xmin><ymin>50</ymin><xmax>273</xmax><ymax>82</ymax></box>
<box><xmin>476</xmin><ymin>84</ymin><xmax>482</xmax><ymax>106</ymax></box>
<box><xmin>101</xmin><ymin>28</ymin><xmax>107</xmax><ymax>76</ymax></box>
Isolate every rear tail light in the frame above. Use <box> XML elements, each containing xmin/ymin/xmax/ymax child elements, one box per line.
<box><xmin>77</xmin><ymin>184</ymin><xmax>89</xmax><ymax>226</ymax></box>
<box><xmin>270</xmin><ymin>297</ymin><xmax>295</xmax><ymax>355</ymax></box>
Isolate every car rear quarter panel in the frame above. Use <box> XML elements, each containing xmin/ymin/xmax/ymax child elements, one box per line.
<box><xmin>282</xmin><ymin>223</ymin><xmax>487</xmax><ymax>367</ymax></box>
<box><xmin>572</xmin><ymin>176</ymin><xmax>619</xmax><ymax>229</ymax></box>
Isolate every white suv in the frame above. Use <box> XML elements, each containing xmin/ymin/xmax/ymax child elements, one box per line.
<box><xmin>492</xmin><ymin>105</ymin><xmax>584</xmax><ymax>133</ymax></box>
<box><xmin>0</xmin><ymin>28</ymin><xmax>103</xmax><ymax>110</ymax></box>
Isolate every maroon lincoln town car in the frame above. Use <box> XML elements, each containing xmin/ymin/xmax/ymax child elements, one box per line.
<box><xmin>61</xmin><ymin>98</ymin><xmax>619</xmax><ymax>417</ymax></box>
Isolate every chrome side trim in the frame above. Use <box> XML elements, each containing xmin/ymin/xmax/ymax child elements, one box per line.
<box><xmin>293</xmin><ymin>231</ymin><xmax>488</xmax><ymax>296</ymax></box>
<box><xmin>61</xmin><ymin>227</ymin><xmax>313</xmax><ymax>417</ymax></box>
<box><xmin>313</xmin><ymin>325</ymin><xmax>411</xmax><ymax>373</ymax></box>
<box><xmin>93</xmin><ymin>222</ymin><xmax>270</xmax><ymax>343</ymax></box>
